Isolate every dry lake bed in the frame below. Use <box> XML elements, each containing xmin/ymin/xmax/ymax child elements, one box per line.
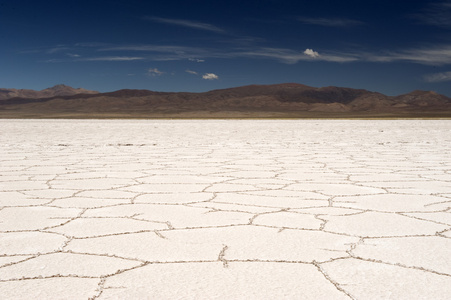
<box><xmin>0</xmin><ymin>119</ymin><xmax>450</xmax><ymax>299</ymax></box>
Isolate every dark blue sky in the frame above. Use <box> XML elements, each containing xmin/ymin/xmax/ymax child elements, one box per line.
<box><xmin>1</xmin><ymin>0</ymin><xmax>451</xmax><ymax>96</ymax></box>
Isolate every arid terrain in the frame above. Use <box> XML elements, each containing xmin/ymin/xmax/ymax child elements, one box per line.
<box><xmin>1</xmin><ymin>83</ymin><xmax>450</xmax><ymax>118</ymax></box>
<box><xmin>0</xmin><ymin>119</ymin><xmax>450</xmax><ymax>299</ymax></box>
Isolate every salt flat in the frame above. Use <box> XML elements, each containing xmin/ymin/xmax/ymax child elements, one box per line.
<box><xmin>0</xmin><ymin>119</ymin><xmax>450</xmax><ymax>299</ymax></box>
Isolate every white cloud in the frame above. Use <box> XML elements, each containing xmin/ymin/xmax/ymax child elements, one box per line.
<box><xmin>298</xmin><ymin>17</ymin><xmax>363</xmax><ymax>27</ymax></box>
<box><xmin>145</xmin><ymin>17</ymin><xmax>226</xmax><ymax>33</ymax></box>
<box><xmin>424</xmin><ymin>71</ymin><xmax>451</xmax><ymax>82</ymax></box>
<box><xmin>304</xmin><ymin>49</ymin><xmax>320</xmax><ymax>58</ymax></box>
<box><xmin>186</xmin><ymin>70</ymin><xmax>198</xmax><ymax>75</ymax></box>
<box><xmin>147</xmin><ymin>68</ymin><xmax>164</xmax><ymax>76</ymax></box>
<box><xmin>202</xmin><ymin>73</ymin><xmax>219</xmax><ymax>80</ymax></box>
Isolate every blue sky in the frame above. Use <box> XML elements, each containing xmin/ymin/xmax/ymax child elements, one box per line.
<box><xmin>1</xmin><ymin>0</ymin><xmax>451</xmax><ymax>96</ymax></box>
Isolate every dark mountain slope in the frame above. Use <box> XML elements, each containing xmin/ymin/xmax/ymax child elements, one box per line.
<box><xmin>1</xmin><ymin>84</ymin><xmax>450</xmax><ymax>118</ymax></box>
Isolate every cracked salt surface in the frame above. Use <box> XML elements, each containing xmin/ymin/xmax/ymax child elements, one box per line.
<box><xmin>0</xmin><ymin>119</ymin><xmax>450</xmax><ymax>299</ymax></box>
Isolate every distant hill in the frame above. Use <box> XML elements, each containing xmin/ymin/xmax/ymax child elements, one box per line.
<box><xmin>0</xmin><ymin>84</ymin><xmax>98</xmax><ymax>101</ymax></box>
<box><xmin>0</xmin><ymin>83</ymin><xmax>450</xmax><ymax>118</ymax></box>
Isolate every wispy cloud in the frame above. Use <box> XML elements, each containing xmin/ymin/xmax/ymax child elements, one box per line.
<box><xmin>80</xmin><ymin>56</ymin><xmax>144</xmax><ymax>61</ymax></box>
<box><xmin>236</xmin><ymin>47</ymin><xmax>358</xmax><ymax>64</ymax></box>
<box><xmin>46</xmin><ymin>46</ymin><xmax>70</xmax><ymax>54</ymax></box>
<box><xmin>189</xmin><ymin>58</ymin><xmax>205</xmax><ymax>62</ymax></box>
<box><xmin>42</xmin><ymin>56</ymin><xmax>145</xmax><ymax>63</ymax></box>
<box><xmin>74</xmin><ymin>42</ymin><xmax>110</xmax><ymax>47</ymax></box>
<box><xmin>412</xmin><ymin>1</ymin><xmax>451</xmax><ymax>28</ymax></box>
<box><xmin>145</xmin><ymin>16</ymin><xmax>226</xmax><ymax>33</ymax></box>
<box><xmin>364</xmin><ymin>45</ymin><xmax>451</xmax><ymax>65</ymax></box>
<box><xmin>28</xmin><ymin>41</ymin><xmax>451</xmax><ymax>66</ymax></box>
<box><xmin>298</xmin><ymin>17</ymin><xmax>363</xmax><ymax>27</ymax></box>
<box><xmin>97</xmin><ymin>44</ymin><xmax>451</xmax><ymax>65</ymax></box>
<box><xmin>147</xmin><ymin>68</ymin><xmax>164</xmax><ymax>76</ymax></box>
<box><xmin>66</xmin><ymin>53</ymin><xmax>81</xmax><ymax>58</ymax></box>
<box><xmin>424</xmin><ymin>71</ymin><xmax>451</xmax><ymax>82</ymax></box>
<box><xmin>42</xmin><ymin>59</ymin><xmax>64</xmax><ymax>63</ymax></box>
<box><xmin>186</xmin><ymin>70</ymin><xmax>198</xmax><ymax>75</ymax></box>
<box><xmin>25</xmin><ymin>42</ymin><xmax>359</xmax><ymax>65</ymax></box>
<box><xmin>101</xmin><ymin>45</ymin><xmax>200</xmax><ymax>52</ymax></box>
<box><xmin>202</xmin><ymin>73</ymin><xmax>219</xmax><ymax>80</ymax></box>
<box><xmin>237</xmin><ymin>44</ymin><xmax>451</xmax><ymax>65</ymax></box>
<box><xmin>99</xmin><ymin>45</ymin><xmax>211</xmax><ymax>61</ymax></box>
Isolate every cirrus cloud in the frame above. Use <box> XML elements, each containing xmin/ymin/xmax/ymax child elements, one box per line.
<box><xmin>147</xmin><ymin>68</ymin><xmax>164</xmax><ymax>76</ymax></box>
<box><xmin>189</xmin><ymin>58</ymin><xmax>205</xmax><ymax>62</ymax></box>
<box><xmin>145</xmin><ymin>17</ymin><xmax>226</xmax><ymax>33</ymax></box>
<box><xmin>186</xmin><ymin>69</ymin><xmax>198</xmax><ymax>75</ymax></box>
<box><xmin>34</xmin><ymin>40</ymin><xmax>451</xmax><ymax>67</ymax></box>
<box><xmin>412</xmin><ymin>2</ymin><xmax>451</xmax><ymax>28</ymax></box>
<box><xmin>364</xmin><ymin>45</ymin><xmax>451</xmax><ymax>65</ymax></box>
<box><xmin>298</xmin><ymin>17</ymin><xmax>363</xmax><ymax>27</ymax></box>
<box><xmin>424</xmin><ymin>71</ymin><xmax>451</xmax><ymax>82</ymax></box>
<box><xmin>80</xmin><ymin>56</ymin><xmax>144</xmax><ymax>61</ymax></box>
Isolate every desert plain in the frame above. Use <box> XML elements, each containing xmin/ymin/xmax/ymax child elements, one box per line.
<box><xmin>0</xmin><ymin>119</ymin><xmax>450</xmax><ymax>299</ymax></box>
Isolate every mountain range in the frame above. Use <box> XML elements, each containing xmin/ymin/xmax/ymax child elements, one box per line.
<box><xmin>0</xmin><ymin>84</ymin><xmax>98</xmax><ymax>101</ymax></box>
<box><xmin>1</xmin><ymin>83</ymin><xmax>450</xmax><ymax>118</ymax></box>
